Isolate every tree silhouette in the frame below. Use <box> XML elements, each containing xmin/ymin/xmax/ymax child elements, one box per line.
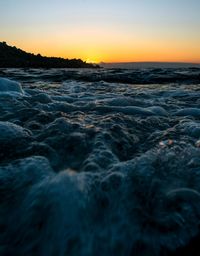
<box><xmin>0</xmin><ymin>42</ymin><xmax>99</xmax><ymax>69</ymax></box>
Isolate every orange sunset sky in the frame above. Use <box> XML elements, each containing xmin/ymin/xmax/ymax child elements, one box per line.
<box><xmin>1</xmin><ymin>0</ymin><xmax>200</xmax><ymax>63</ymax></box>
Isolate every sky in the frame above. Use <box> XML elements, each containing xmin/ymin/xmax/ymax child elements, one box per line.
<box><xmin>0</xmin><ymin>0</ymin><xmax>200</xmax><ymax>63</ymax></box>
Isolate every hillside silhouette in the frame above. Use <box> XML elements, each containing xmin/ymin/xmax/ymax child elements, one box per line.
<box><xmin>0</xmin><ymin>42</ymin><xmax>99</xmax><ymax>68</ymax></box>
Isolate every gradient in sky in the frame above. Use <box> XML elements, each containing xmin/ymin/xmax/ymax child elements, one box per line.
<box><xmin>1</xmin><ymin>0</ymin><xmax>200</xmax><ymax>63</ymax></box>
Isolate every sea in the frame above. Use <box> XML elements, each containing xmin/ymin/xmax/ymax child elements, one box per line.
<box><xmin>0</xmin><ymin>65</ymin><xmax>200</xmax><ymax>255</ymax></box>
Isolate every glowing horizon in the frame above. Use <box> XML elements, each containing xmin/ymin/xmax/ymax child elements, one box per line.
<box><xmin>1</xmin><ymin>0</ymin><xmax>200</xmax><ymax>64</ymax></box>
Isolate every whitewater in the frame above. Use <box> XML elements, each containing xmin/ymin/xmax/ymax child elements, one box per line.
<box><xmin>0</xmin><ymin>67</ymin><xmax>200</xmax><ymax>255</ymax></box>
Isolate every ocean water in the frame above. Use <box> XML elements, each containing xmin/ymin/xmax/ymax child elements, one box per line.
<box><xmin>0</xmin><ymin>67</ymin><xmax>200</xmax><ymax>255</ymax></box>
<box><xmin>101</xmin><ymin>62</ymin><xmax>200</xmax><ymax>69</ymax></box>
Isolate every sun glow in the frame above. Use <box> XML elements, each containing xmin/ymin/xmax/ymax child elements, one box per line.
<box><xmin>86</xmin><ymin>58</ymin><xmax>99</xmax><ymax>64</ymax></box>
<box><xmin>1</xmin><ymin>0</ymin><xmax>200</xmax><ymax>64</ymax></box>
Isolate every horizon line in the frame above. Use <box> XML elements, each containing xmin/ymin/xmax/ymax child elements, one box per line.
<box><xmin>99</xmin><ymin>61</ymin><xmax>200</xmax><ymax>65</ymax></box>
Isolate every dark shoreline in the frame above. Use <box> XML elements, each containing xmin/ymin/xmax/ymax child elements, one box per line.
<box><xmin>0</xmin><ymin>42</ymin><xmax>100</xmax><ymax>69</ymax></box>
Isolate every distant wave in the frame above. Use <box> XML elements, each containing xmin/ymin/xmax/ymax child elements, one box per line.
<box><xmin>101</xmin><ymin>62</ymin><xmax>200</xmax><ymax>69</ymax></box>
<box><xmin>1</xmin><ymin>66</ymin><xmax>200</xmax><ymax>85</ymax></box>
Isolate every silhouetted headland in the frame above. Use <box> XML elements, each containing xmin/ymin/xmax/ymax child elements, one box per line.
<box><xmin>0</xmin><ymin>42</ymin><xmax>99</xmax><ymax>68</ymax></box>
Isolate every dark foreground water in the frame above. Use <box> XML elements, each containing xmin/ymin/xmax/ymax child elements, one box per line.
<box><xmin>0</xmin><ymin>67</ymin><xmax>200</xmax><ymax>255</ymax></box>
